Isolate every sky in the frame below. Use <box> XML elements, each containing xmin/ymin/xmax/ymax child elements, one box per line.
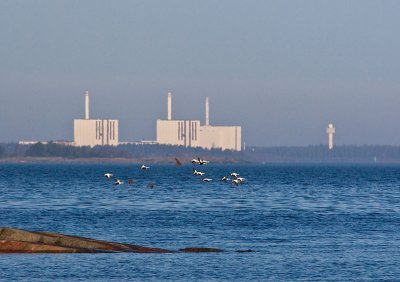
<box><xmin>1</xmin><ymin>1</ymin><xmax>399</xmax><ymax>146</ymax></box>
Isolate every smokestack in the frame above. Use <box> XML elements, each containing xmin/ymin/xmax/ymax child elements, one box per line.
<box><xmin>167</xmin><ymin>92</ymin><xmax>172</xmax><ymax>120</ymax></box>
<box><xmin>205</xmin><ymin>96</ymin><xmax>209</xmax><ymax>126</ymax></box>
<box><xmin>85</xmin><ymin>91</ymin><xmax>89</xmax><ymax>120</ymax></box>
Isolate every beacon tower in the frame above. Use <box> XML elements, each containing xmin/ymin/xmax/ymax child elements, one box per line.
<box><xmin>326</xmin><ymin>123</ymin><xmax>335</xmax><ymax>150</ymax></box>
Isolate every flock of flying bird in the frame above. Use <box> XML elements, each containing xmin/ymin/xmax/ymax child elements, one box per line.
<box><xmin>103</xmin><ymin>157</ymin><xmax>246</xmax><ymax>188</ymax></box>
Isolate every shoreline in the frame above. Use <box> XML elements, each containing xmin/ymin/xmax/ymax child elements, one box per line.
<box><xmin>0</xmin><ymin>156</ymin><xmax>246</xmax><ymax>165</ymax></box>
<box><xmin>1</xmin><ymin>156</ymin><xmax>400</xmax><ymax>165</ymax></box>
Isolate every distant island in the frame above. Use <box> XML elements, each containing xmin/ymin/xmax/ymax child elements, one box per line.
<box><xmin>1</xmin><ymin>142</ymin><xmax>400</xmax><ymax>164</ymax></box>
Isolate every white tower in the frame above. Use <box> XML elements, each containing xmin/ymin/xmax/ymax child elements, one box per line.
<box><xmin>85</xmin><ymin>91</ymin><xmax>90</xmax><ymax>120</ymax></box>
<box><xmin>326</xmin><ymin>123</ymin><xmax>335</xmax><ymax>150</ymax></box>
<box><xmin>167</xmin><ymin>92</ymin><xmax>172</xmax><ymax>120</ymax></box>
<box><xmin>205</xmin><ymin>96</ymin><xmax>210</xmax><ymax>126</ymax></box>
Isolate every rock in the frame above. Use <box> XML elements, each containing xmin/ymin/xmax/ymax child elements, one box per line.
<box><xmin>0</xmin><ymin>227</ymin><xmax>173</xmax><ymax>254</ymax></box>
<box><xmin>0</xmin><ymin>240</ymin><xmax>104</xmax><ymax>253</ymax></box>
<box><xmin>179</xmin><ymin>247</ymin><xmax>224</xmax><ymax>253</ymax></box>
<box><xmin>235</xmin><ymin>249</ymin><xmax>256</xmax><ymax>253</ymax></box>
<box><xmin>0</xmin><ymin>227</ymin><xmax>238</xmax><ymax>254</ymax></box>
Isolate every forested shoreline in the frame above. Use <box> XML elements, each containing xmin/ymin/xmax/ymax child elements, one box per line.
<box><xmin>1</xmin><ymin>142</ymin><xmax>400</xmax><ymax>164</ymax></box>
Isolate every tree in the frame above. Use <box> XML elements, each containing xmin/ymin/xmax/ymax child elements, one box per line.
<box><xmin>25</xmin><ymin>142</ymin><xmax>47</xmax><ymax>157</ymax></box>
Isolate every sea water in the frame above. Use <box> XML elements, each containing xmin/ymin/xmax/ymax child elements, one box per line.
<box><xmin>1</xmin><ymin>164</ymin><xmax>400</xmax><ymax>281</ymax></box>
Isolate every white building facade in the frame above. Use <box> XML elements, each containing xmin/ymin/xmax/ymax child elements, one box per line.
<box><xmin>74</xmin><ymin>119</ymin><xmax>118</xmax><ymax>147</ymax></box>
<box><xmin>74</xmin><ymin>91</ymin><xmax>119</xmax><ymax>147</ymax></box>
<box><xmin>157</xmin><ymin>119</ymin><xmax>201</xmax><ymax>147</ymax></box>
<box><xmin>199</xmin><ymin>125</ymin><xmax>241</xmax><ymax>151</ymax></box>
<box><xmin>156</xmin><ymin>94</ymin><xmax>242</xmax><ymax>151</ymax></box>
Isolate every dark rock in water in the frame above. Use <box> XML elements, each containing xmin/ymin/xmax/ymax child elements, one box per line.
<box><xmin>0</xmin><ymin>227</ymin><xmax>173</xmax><ymax>254</ymax></box>
<box><xmin>235</xmin><ymin>249</ymin><xmax>256</xmax><ymax>253</ymax></box>
<box><xmin>179</xmin><ymin>247</ymin><xmax>224</xmax><ymax>253</ymax></box>
<box><xmin>146</xmin><ymin>182</ymin><xmax>156</xmax><ymax>189</ymax></box>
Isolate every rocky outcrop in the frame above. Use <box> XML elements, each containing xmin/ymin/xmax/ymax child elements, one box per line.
<box><xmin>0</xmin><ymin>227</ymin><xmax>251</xmax><ymax>254</ymax></box>
<box><xmin>0</xmin><ymin>227</ymin><xmax>254</xmax><ymax>254</ymax></box>
<box><xmin>0</xmin><ymin>227</ymin><xmax>172</xmax><ymax>253</ymax></box>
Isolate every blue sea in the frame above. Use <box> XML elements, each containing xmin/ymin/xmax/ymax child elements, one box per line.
<box><xmin>1</xmin><ymin>163</ymin><xmax>400</xmax><ymax>281</ymax></box>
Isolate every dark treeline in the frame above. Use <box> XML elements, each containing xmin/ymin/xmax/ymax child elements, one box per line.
<box><xmin>1</xmin><ymin>142</ymin><xmax>400</xmax><ymax>163</ymax></box>
<box><xmin>0</xmin><ymin>145</ymin><xmax>5</xmax><ymax>157</ymax></box>
<box><xmin>3</xmin><ymin>142</ymin><xmax>128</xmax><ymax>158</ymax></box>
<box><xmin>243</xmin><ymin>145</ymin><xmax>400</xmax><ymax>164</ymax></box>
<box><xmin>24</xmin><ymin>142</ymin><xmax>128</xmax><ymax>158</ymax></box>
<box><xmin>118</xmin><ymin>144</ymin><xmax>239</xmax><ymax>161</ymax></box>
<box><xmin>0</xmin><ymin>142</ymin><xmax>240</xmax><ymax>162</ymax></box>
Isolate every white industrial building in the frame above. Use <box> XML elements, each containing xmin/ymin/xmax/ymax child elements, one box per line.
<box><xmin>74</xmin><ymin>91</ymin><xmax>119</xmax><ymax>147</ymax></box>
<box><xmin>157</xmin><ymin>93</ymin><xmax>242</xmax><ymax>151</ymax></box>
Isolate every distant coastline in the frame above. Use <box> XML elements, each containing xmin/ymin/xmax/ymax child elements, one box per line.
<box><xmin>0</xmin><ymin>156</ymin><xmax>245</xmax><ymax>165</ymax></box>
<box><xmin>0</xmin><ymin>157</ymin><xmax>144</xmax><ymax>164</ymax></box>
<box><xmin>1</xmin><ymin>157</ymin><xmax>399</xmax><ymax>165</ymax></box>
<box><xmin>1</xmin><ymin>143</ymin><xmax>400</xmax><ymax>164</ymax></box>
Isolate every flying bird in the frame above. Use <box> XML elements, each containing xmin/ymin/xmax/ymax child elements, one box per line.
<box><xmin>220</xmin><ymin>176</ymin><xmax>230</xmax><ymax>182</ymax></box>
<box><xmin>231</xmin><ymin>179</ymin><xmax>240</xmax><ymax>186</ymax></box>
<box><xmin>236</xmin><ymin>177</ymin><xmax>245</xmax><ymax>183</ymax></box>
<box><xmin>193</xmin><ymin>169</ymin><xmax>205</xmax><ymax>176</ymax></box>
<box><xmin>198</xmin><ymin>157</ymin><xmax>209</xmax><ymax>165</ymax></box>
<box><xmin>140</xmin><ymin>165</ymin><xmax>150</xmax><ymax>170</ymax></box>
<box><xmin>104</xmin><ymin>173</ymin><xmax>113</xmax><ymax>180</ymax></box>
<box><xmin>202</xmin><ymin>178</ymin><xmax>212</xmax><ymax>182</ymax></box>
<box><xmin>230</xmin><ymin>172</ymin><xmax>239</xmax><ymax>178</ymax></box>
<box><xmin>114</xmin><ymin>179</ymin><xmax>123</xmax><ymax>186</ymax></box>
<box><xmin>191</xmin><ymin>158</ymin><xmax>201</xmax><ymax>165</ymax></box>
<box><xmin>175</xmin><ymin>157</ymin><xmax>182</xmax><ymax>166</ymax></box>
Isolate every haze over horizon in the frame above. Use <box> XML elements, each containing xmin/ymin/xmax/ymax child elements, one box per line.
<box><xmin>1</xmin><ymin>1</ymin><xmax>399</xmax><ymax>146</ymax></box>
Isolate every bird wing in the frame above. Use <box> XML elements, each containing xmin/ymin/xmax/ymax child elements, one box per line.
<box><xmin>175</xmin><ymin>158</ymin><xmax>182</xmax><ymax>166</ymax></box>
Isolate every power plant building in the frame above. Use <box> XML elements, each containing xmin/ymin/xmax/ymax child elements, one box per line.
<box><xmin>74</xmin><ymin>91</ymin><xmax>119</xmax><ymax>147</ymax></box>
<box><xmin>157</xmin><ymin>93</ymin><xmax>241</xmax><ymax>151</ymax></box>
<box><xmin>198</xmin><ymin>125</ymin><xmax>241</xmax><ymax>151</ymax></box>
<box><xmin>157</xmin><ymin>119</ymin><xmax>201</xmax><ymax>147</ymax></box>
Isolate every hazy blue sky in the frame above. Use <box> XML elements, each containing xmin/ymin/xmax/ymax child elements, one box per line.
<box><xmin>1</xmin><ymin>1</ymin><xmax>399</xmax><ymax>146</ymax></box>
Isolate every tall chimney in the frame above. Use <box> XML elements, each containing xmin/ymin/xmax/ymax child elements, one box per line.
<box><xmin>85</xmin><ymin>91</ymin><xmax>89</xmax><ymax>120</ymax></box>
<box><xmin>205</xmin><ymin>96</ymin><xmax>210</xmax><ymax>126</ymax></box>
<box><xmin>167</xmin><ymin>92</ymin><xmax>172</xmax><ymax>120</ymax></box>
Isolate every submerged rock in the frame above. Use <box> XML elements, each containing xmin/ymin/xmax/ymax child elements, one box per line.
<box><xmin>235</xmin><ymin>249</ymin><xmax>256</xmax><ymax>253</ymax></box>
<box><xmin>179</xmin><ymin>247</ymin><xmax>224</xmax><ymax>253</ymax></box>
